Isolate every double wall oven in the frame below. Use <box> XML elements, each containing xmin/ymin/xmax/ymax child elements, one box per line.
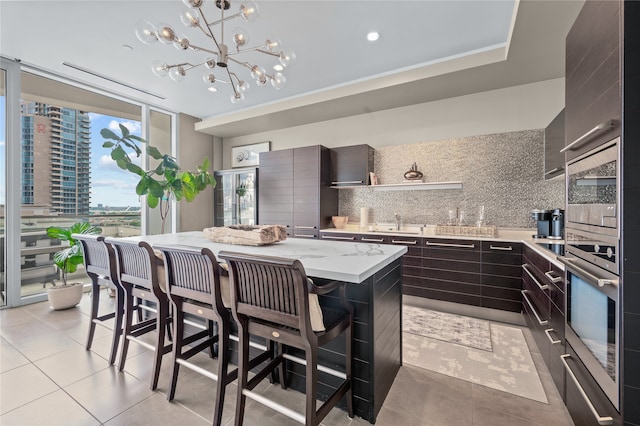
<box><xmin>561</xmin><ymin>137</ymin><xmax>620</xmax><ymax>411</ymax></box>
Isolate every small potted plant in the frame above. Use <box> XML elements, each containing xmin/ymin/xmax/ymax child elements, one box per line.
<box><xmin>46</xmin><ymin>222</ymin><xmax>102</xmax><ymax>310</ymax></box>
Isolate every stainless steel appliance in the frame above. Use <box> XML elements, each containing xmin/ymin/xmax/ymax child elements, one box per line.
<box><xmin>561</xmin><ymin>255</ymin><xmax>619</xmax><ymax>410</ymax></box>
<box><xmin>560</xmin><ymin>136</ymin><xmax>621</xmax><ymax>410</ymax></box>
<box><xmin>550</xmin><ymin>208</ymin><xmax>565</xmax><ymax>239</ymax></box>
<box><xmin>566</xmin><ymin>137</ymin><xmax>619</xmax><ymax>238</ymax></box>
<box><xmin>531</xmin><ymin>209</ymin><xmax>551</xmax><ymax>238</ymax></box>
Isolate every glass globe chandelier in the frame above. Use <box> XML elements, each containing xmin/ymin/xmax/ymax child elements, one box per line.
<box><xmin>135</xmin><ymin>0</ymin><xmax>296</xmax><ymax>104</ymax></box>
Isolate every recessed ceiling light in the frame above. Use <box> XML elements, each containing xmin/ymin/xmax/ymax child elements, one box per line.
<box><xmin>273</xmin><ymin>64</ymin><xmax>284</xmax><ymax>71</ymax></box>
<box><xmin>367</xmin><ymin>32</ymin><xmax>380</xmax><ymax>42</ymax></box>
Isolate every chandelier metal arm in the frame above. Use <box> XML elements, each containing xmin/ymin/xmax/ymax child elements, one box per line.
<box><xmin>206</xmin><ymin>12</ymin><xmax>243</xmax><ymax>28</ymax></box>
<box><xmin>196</xmin><ymin>6</ymin><xmax>224</xmax><ymax>54</ymax></box>
<box><xmin>226</xmin><ymin>46</ymin><xmax>279</xmax><ymax>57</ymax></box>
<box><xmin>227</xmin><ymin>57</ymin><xmax>276</xmax><ymax>80</ymax></box>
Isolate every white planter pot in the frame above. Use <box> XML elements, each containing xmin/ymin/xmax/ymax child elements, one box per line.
<box><xmin>47</xmin><ymin>283</ymin><xmax>84</xmax><ymax>310</ymax></box>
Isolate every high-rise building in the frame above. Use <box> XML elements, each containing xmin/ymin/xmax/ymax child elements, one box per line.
<box><xmin>21</xmin><ymin>102</ymin><xmax>91</xmax><ymax>215</ymax></box>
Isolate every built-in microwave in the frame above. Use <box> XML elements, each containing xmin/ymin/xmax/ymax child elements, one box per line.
<box><xmin>565</xmin><ymin>137</ymin><xmax>619</xmax><ymax>239</ymax></box>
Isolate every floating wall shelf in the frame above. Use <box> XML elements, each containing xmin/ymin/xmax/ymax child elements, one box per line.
<box><xmin>330</xmin><ymin>181</ymin><xmax>463</xmax><ymax>191</ymax></box>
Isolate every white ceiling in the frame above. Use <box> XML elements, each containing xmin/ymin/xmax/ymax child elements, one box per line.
<box><xmin>0</xmin><ymin>0</ymin><xmax>584</xmax><ymax>137</ymax></box>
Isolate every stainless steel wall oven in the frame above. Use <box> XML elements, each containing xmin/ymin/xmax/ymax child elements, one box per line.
<box><xmin>562</xmin><ymin>136</ymin><xmax>621</xmax><ymax>410</ymax></box>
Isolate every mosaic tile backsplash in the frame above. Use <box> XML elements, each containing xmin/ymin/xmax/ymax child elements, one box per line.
<box><xmin>338</xmin><ymin>130</ymin><xmax>565</xmax><ymax>229</ymax></box>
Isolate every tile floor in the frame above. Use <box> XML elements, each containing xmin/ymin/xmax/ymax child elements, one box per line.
<box><xmin>0</xmin><ymin>291</ymin><xmax>574</xmax><ymax>426</ymax></box>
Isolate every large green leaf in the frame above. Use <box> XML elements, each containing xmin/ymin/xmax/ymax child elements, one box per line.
<box><xmin>136</xmin><ymin>178</ymin><xmax>149</xmax><ymax>195</ymax></box>
<box><xmin>119</xmin><ymin>123</ymin><xmax>130</xmax><ymax>137</ymax></box>
<box><xmin>148</xmin><ymin>178</ymin><xmax>165</xmax><ymax>198</ymax></box>
<box><xmin>102</xmin><ymin>141</ymin><xmax>115</xmax><ymax>148</ymax></box>
<box><xmin>126</xmin><ymin>162</ymin><xmax>144</xmax><ymax>176</ymax></box>
<box><xmin>147</xmin><ymin>146</ymin><xmax>164</xmax><ymax>160</ymax></box>
<box><xmin>111</xmin><ymin>146</ymin><xmax>126</xmax><ymax>161</ymax></box>
<box><xmin>147</xmin><ymin>194</ymin><xmax>159</xmax><ymax>208</ymax></box>
<box><xmin>100</xmin><ymin>128</ymin><xmax>120</xmax><ymax>140</ymax></box>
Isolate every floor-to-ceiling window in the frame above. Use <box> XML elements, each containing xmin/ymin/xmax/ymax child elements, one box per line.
<box><xmin>1</xmin><ymin>67</ymin><xmax>6</xmax><ymax>307</ymax></box>
<box><xmin>0</xmin><ymin>60</ymin><xmax>176</xmax><ymax>307</ymax></box>
<box><xmin>18</xmin><ymin>72</ymin><xmax>145</xmax><ymax>300</ymax></box>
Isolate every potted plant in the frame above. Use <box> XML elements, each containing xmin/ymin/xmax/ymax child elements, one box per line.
<box><xmin>101</xmin><ymin>124</ymin><xmax>216</xmax><ymax>233</ymax></box>
<box><xmin>46</xmin><ymin>222</ymin><xmax>102</xmax><ymax>310</ymax></box>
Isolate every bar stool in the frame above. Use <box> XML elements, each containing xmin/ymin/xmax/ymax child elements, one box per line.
<box><xmin>74</xmin><ymin>234</ymin><xmax>122</xmax><ymax>365</ymax></box>
<box><xmin>155</xmin><ymin>244</ymin><xmax>274</xmax><ymax>426</ymax></box>
<box><xmin>105</xmin><ymin>238</ymin><xmax>172</xmax><ymax>390</ymax></box>
<box><xmin>218</xmin><ymin>251</ymin><xmax>354</xmax><ymax>426</ymax></box>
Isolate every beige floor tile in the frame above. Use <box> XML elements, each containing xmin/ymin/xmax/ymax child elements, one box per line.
<box><xmin>5</xmin><ymin>329</ymin><xmax>82</xmax><ymax>362</ymax></box>
<box><xmin>0</xmin><ymin>389</ymin><xmax>100</xmax><ymax>426</ymax></box>
<box><xmin>0</xmin><ymin>337</ymin><xmax>30</xmax><ymax>373</ymax></box>
<box><xmin>33</xmin><ymin>344</ymin><xmax>111</xmax><ymax>387</ymax></box>
<box><xmin>0</xmin><ymin>364</ymin><xmax>59</xmax><ymax>414</ymax></box>
<box><xmin>105</xmin><ymin>392</ymin><xmax>209</xmax><ymax>426</ymax></box>
<box><xmin>63</xmin><ymin>368</ymin><xmax>154</xmax><ymax>423</ymax></box>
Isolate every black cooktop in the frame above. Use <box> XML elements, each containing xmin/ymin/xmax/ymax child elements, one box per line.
<box><xmin>536</xmin><ymin>243</ymin><xmax>565</xmax><ymax>256</ymax></box>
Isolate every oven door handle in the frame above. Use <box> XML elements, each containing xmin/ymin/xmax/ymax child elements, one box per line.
<box><xmin>556</xmin><ymin>257</ymin><xmax>618</xmax><ymax>287</ymax></box>
<box><xmin>560</xmin><ymin>354</ymin><xmax>614</xmax><ymax>425</ymax></box>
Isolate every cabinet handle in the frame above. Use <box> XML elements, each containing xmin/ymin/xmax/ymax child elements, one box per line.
<box><xmin>425</xmin><ymin>241</ymin><xmax>475</xmax><ymax>249</ymax></box>
<box><xmin>294</xmin><ymin>234</ymin><xmax>316</xmax><ymax>238</ymax></box>
<box><xmin>392</xmin><ymin>239</ymin><xmax>417</xmax><ymax>245</ymax></box>
<box><xmin>560</xmin><ymin>119</ymin><xmax>614</xmax><ymax>153</ymax></box>
<box><xmin>544</xmin><ymin>271</ymin><xmax>563</xmax><ymax>283</ymax></box>
<box><xmin>521</xmin><ymin>290</ymin><xmax>549</xmax><ymax>326</ymax></box>
<box><xmin>544</xmin><ymin>329</ymin><xmax>561</xmax><ymax>345</ymax></box>
<box><xmin>295</xmin><ymin>225</ymin><xmax>316</xmax><ymax>229</ymax></box>
<box><xmin>322</xmin><ymin>235</ymin><xmax>355</xmax><ymax>241</ymax></box>
<box><xmin>522</xmin><ymin>264</ymin><xmax>549</xmax><ymax>290</ymax></box>
<box><xmin>489</xmin><ymin>245</ymin><xmax>513</xmax><ymax>251</ymax></box>
<box><xmin>544</xmin><ymin>167</ymin><xmax>564</xmax><ymax>176</ymax></box>
<box><xmin>361</xmin><ymin>238</ymin><xmax>384</xmax><ymax>242</ymax></box>
<box><xmin>331</xmin><ymin>180</ymin><xmax>364</xmax><ymax>185</ymax></box>
<box><xmin>560</xmin><ymin>354</ymin><xmax>614</xmax><ymax>425</ymax></box>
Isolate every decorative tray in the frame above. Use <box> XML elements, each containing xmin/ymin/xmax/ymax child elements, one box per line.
<box><xmin>435</xmin><ymin>225</ymin><xmax>498</xmax><ymax>238</ymax></box>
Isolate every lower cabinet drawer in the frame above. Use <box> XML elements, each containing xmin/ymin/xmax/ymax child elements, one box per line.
<box><xmin>563</xmin><ymin>344</ymin><xmax>621</xmax><ymax>426</ymax></box>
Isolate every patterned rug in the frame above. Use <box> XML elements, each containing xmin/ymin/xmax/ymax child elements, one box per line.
<box><xmin>403</xmin><ymin>306</ymin><xmax>548</xmax><ymax>404</ymax></box>
<box><xmin>403</xmin><ymin>305</ymin><xmax>492</xmax><ymax>351</ymax></box>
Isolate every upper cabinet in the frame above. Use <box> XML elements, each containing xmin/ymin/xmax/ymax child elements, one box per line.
<box><xmin>544</xmin><ymin>109</ymin><xmax>565</xmax><ymax>179</ymax></box>
<box><xmin>330</xmin><ymin>144</ymin><xmax>375</xmax><ymax>186</ymax></box>
<box><xmin>564</xmin><ymin>0</ymin><xmax>621</xmax><ymax>160</ymax></box>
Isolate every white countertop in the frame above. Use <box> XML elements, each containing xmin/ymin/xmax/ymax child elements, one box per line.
<box><xmin>124</xmin><ymin>231</ymin><xmax>407</xmax><ymax>283</ymax></box>
<box><xmin>321</xmin><ymin>225</ymin><xmax>565</xmax><ymax>269</ymax></box>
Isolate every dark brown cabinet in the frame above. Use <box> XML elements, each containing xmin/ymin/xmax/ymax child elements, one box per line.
<box><xmin>564</xmin><ymin>0</ymin><xmax>621</xmax><ymax>160</ymax></box>
<box><xmin>258</xmin><ymin>149</ymin><xmax>294</xmax><ymax>235</ymax></box>
<box><xmin>544</xmin><ymin>109</ymin><xmax>565</xmax><ymax>179</ymax></box>
<box><xmin>421</xmin><ymin>238</ymin><xmax>482</xmax><ymax>306</ymax></box>
<box><xmin>330</xmin><ymin>144</ymin><xmax>374</xmax><ymax>186</ymax></box>
<box><xmin>480</xmin><ymin>241</ymin><xmax>523</xmax><ymax>312</ymax></box>
<box><xmin>564</xmin><ymin>344</ymin><xmax>622</xmax><ymax>426</ymax></box>
<box><xmin>259</xmin><ymin>146</ymin><xmax>337</xmax><ymax>239</ymax></box>
<box><xmin>521</xmin><ymin>245</ymin><xmax>566</xmax><ymax>397</ymax></box>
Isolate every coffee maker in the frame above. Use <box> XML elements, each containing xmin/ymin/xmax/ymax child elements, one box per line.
<box><xmin>531</xmin><ymin>209</ymin><xmax>551</xmax><ymax>238</ymax></box>
<box><xmin>531</xmin><ymin>209</ymin><xmax>565</xmax><ymax>239</ymax></box>
<box><xmin>549</xmin><ymin>208</ymin><xmax>565</xmax><ymax>240</ymax></box>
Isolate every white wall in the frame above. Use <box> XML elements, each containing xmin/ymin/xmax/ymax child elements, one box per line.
<box><xmin>220</xmin><ymin>78</ymin><xmax>565</xmax><ymax>169</ymax></box>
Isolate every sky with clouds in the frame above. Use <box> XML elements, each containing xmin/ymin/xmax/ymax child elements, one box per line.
<box><xmin>88</xmin><ymin>114</ymin><xmax>142</xmax><ymax>208</ymax></box>
<box><xmin>0</xmin><ymin>103</ymin><xmax>143</xmax><ymax>208</ymax></box>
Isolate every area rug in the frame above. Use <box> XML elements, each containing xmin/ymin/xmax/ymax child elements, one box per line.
<box><xmin>403</xmin><ymin>305</ymin><xmax>492</xmax><ymax>351</ymax></box>
<box><xmin>403</xmin><ymin>307</ymin><xmax>548</xmax><ymax>404</ymax></box>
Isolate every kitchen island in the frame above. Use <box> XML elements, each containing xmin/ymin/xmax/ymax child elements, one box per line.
<box><xmin>125</xmin><ymin>231</ymin><xmax>407</xmax><ymax>423</ymax></box>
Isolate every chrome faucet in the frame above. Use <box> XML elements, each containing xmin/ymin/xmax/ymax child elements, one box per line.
<box><xmin>394</xmin><ymin>213</ymin><xmax>401</xmax><ymax>230</ymax></box>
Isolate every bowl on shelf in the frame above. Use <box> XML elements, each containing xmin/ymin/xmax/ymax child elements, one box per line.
<box><xmin>332</xmin><ymin>216</ymin><xmax>348</xmax><ymax>229</ymax></box>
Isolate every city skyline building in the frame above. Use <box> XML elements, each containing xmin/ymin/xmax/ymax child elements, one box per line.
<box><xmin>20</xmin><ymin>102</ymin><xmax>91</xmax><ymax>215</ymax></box>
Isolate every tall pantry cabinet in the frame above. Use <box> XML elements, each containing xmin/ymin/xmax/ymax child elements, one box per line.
<box><xmin>258</xmin><ymin>145</ymin><xmax>337</xmax><ymax>238</ymax></box>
